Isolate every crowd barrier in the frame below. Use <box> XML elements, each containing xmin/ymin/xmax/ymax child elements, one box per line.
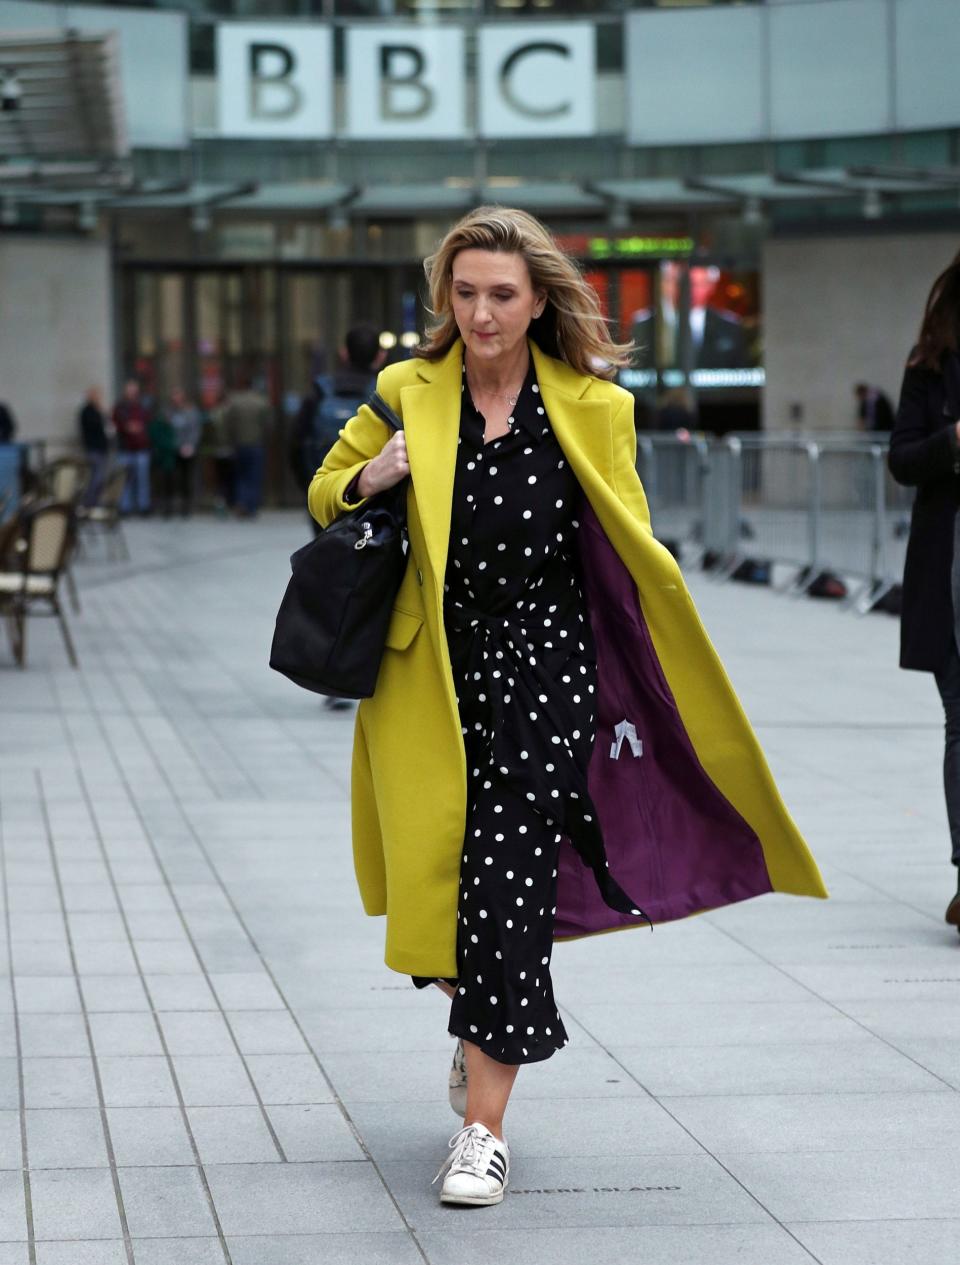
<box><xmin>638</xmin><ymin>431</ymin><xmax>913</xmax><ymax>613</ymax></box>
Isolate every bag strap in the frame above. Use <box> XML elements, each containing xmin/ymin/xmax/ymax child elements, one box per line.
<box><xmin>367</xmin><ymin>391</ymin><xmax>403</xmax><ymax>434</ymax></box>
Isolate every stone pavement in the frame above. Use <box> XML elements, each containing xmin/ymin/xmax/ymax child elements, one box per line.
<box><xmin>0</xmin><ymin>511</ymin><xmax>958</xmax><ymax>1265</ymax></box>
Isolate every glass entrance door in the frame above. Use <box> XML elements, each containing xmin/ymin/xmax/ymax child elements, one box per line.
<box><xmin>121</xmin><ymin>262</ymin><xmax>425</xmax><ymax>506</ymax></box>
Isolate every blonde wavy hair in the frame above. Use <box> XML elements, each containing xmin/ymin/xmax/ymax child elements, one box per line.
<box><xmin>416</xmin><ymin>205</ymin><xmax>634</xmax><ymax>379</ymax></box>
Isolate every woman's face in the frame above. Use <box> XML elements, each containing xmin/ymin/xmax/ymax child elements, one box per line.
<box><xmin>450</xmin><ymin>249</ymin><xmax>545</xmax><ymax>366</ymax></box>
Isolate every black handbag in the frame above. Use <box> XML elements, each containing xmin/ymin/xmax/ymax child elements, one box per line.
<box><xmin>269</xmin><ymin>391</ymin><xmax>409</xmax><ymax>698</ymax></box>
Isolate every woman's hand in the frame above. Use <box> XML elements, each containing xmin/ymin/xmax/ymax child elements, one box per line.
<box><xmin>357</xmin><ymin>433</ymin><xmax>409</xmax><ymax>498</ymax></box>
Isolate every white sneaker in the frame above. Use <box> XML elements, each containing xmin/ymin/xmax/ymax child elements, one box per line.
<box><xmin>434</xmin><ymin>1123</ymin><xmax>510</xmax><ymax>1206</ymax></box>
<box><xmin>448</xmin><ymin>1038</ymin><xmax>467</xmax><ymax>1118</ymax></box>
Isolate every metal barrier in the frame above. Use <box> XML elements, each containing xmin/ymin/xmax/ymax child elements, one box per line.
<box><xmin>731</xmin><ymin>437</ymin><xmax>822</xmax><ymax>587</ymax></box>
<box><xmin>638</xmin><ymin>430</ymin><xmax>914</xmax><ymax>613</ymax></box>
<box><xmin>637</xmin><ymin>433</ymin><xmax>711</xmax><ymax>561</ymax></box>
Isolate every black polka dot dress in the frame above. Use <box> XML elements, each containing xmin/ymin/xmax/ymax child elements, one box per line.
<box><xmin>413</xmin><ymin>359</ymin><xmax>647</xmax><ymax>1065</ymax></box>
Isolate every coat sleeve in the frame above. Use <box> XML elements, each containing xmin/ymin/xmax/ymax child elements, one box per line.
<box><xmin>306</xmin><ymin>394</ymin><xmax>390</xmax><ymax>528</ymax></box>
<box><xmin>609</xmin><ymin>391</ymin><xmax>654</xmax><ymax>535</ymax></box>
<box><xmin>888</xmin><ymin>363</ymin><xmax>960</xmax><ymax>487</ymax></box>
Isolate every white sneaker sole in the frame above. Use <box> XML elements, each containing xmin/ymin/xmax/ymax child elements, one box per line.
<box><xmin>440</xmin><ymin>1186</ymin><xmax>506</xmax><ymax>1207</ymax></box>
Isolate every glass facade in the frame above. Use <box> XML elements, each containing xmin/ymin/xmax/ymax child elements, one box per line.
<box><xmin>15</xmin><ymin>0</ymin><xmax>956</xmax><ymax>500</ymax></box>
<box><xmin>103</xmin><ymin>0</ymin><xmax>755</xmax><ymax>14</ymax></box>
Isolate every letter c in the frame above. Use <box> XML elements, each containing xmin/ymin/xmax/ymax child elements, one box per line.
<box><xmin>500</xmin><ymin>42</ymin><xmax>571</xmax><ymax>119</ymax></box>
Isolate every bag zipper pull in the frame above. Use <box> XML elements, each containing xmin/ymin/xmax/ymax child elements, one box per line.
<box><xmin>355</xmin><ymin>521</ymin><xmax>373</xmax><ymax>550</ymax></box>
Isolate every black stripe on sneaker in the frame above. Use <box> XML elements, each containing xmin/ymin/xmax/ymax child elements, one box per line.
<box><xmin>487</xmin><ymin>1153</ymin><xmax>506</xmax><ymax>1181</ymax></box>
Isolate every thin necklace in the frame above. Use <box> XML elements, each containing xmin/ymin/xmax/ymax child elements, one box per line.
<box><xmin>466</xmin><ymin>374</ymin><xmax>524</xmax><ymax>407</ymax></box>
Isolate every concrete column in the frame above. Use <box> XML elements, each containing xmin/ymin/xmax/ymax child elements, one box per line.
<box><xmin>0</xmin><ymin>234</ymin><xmax>114</xmax><ymax>444</ymax></box>
<box><xmin>762</xmin><ymin>230</ymin><xmax>959</xmax><ymax>432</ymax></box>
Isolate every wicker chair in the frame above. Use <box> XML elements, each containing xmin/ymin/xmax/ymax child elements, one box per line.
<box><xmin>77</xmin><ymin>464</ymin><xmax>129</xmax><ymax>562</ymax></box>
<box><xmin>35</xmin><ymin>457</ymin><xmax>93</xmax><ymax>613</ymax></box>
<box><xmin>36</xmin><ymin>457</ymin><xmax>93</xmax><ymax>504</ymax></box>
<box><xmin>0</xmin><ymin>500</ymin><xmax>78</xmax><ymax>668</ymax></box>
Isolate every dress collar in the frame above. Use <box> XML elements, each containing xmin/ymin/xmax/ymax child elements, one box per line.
<box><xmin>461</xmin><ymin>357</ymin><xmax>547</xmax><ymax>445</ymax></box>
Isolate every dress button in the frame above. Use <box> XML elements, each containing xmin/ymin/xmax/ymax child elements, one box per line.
<box><xmin>417</xmin><ymin>568</ymin><xmax>424</xmax><ymax>585</ymax></box>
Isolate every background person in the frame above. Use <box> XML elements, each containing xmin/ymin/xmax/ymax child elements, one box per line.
<box><xmin>148</xmin><ymin>405</ymin><xmax>177</xmax><ymax>518</ymax></box>
<box><xmin>169</xmin><ymin>387</ymin><xmax>202</xmax><ymax>517</ymax></box>
<box><xmin>78</xmin><ymin>386</ymin><xmax>110</xmax><ymax>506</ymax></box>
<box><xmin>888</xmin><ymin>250</ymin><xmax>960</xmax><ymax>934</ymax></box>
<box><xmin>224</xmin><ymin>374</ymin><xmax>271</xmax><ymax>518</ymax></box>
<box><xmin>292</xmin><ymin>324</ymin><xmax>386</xmax><ymax>497</ymax></box>
<box><xmin>203</xmin><ymin>394</ymin><xmax>236</xmax><ymax>517</ymax></box>
<box><xmin>655</xmin><ymin>385</ymin><xmax>698</xmax><ymax>434</ymax></box>
<box><xmin>309</xmin><ymin>205</ymin><xmax>826</xmax><ymax>1210</ymax></box>
<box><xmin>290</xmin><ymin>326</ymin><xmax>386</xmax><ymax>713</ymax></box>
<box><xmin>113</xmin><ymin>379</ymin><xmax>151</xmax><ymax>515</ymax></box>
<box><xmin>0</xmin><ymin>399</ymin><xmax>16</xmax><ymax>444</ymax></box>
<box><xmin>855</xmin><ymin>381</ymin><xmax>895</xmax><ymax>433</ymax></box>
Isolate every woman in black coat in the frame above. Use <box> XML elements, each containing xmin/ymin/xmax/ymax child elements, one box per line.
<box><xmin>888</xmin><ymin>250</ymin><xmax>960</xmax><ymax>932</ymax></box>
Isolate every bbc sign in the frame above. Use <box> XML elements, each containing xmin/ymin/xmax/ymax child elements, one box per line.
<box><xmin>217</xmin><ymin>22</ymin><xmax>595</xmax><ymax>141</ymax></box>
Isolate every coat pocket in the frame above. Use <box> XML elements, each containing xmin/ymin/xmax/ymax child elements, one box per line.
<box><xmin>383</xmin><ymin>606</ymin><xmax>423</xmax><ymax>652</ymax></box>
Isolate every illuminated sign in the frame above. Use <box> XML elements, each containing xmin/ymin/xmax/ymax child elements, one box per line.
<box><xmin>588</xmin><ymin>236</ymin><xmax>695</xmax><ymax>260</ymax></box>
<box><xmin>619</xmin><ymin>367</ymin><xmax>765</xmax><ymax>391</ymax></box>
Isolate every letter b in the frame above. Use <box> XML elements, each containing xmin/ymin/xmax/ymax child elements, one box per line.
<box><xmin>380</xmin><ymin>45</ymin><xmax>433</xmax><ymax>120</ymax></box>
<box><xmin>249</xmin><ymin>42</ymin><xmax>302</xmax><ymax>120</ymax></box>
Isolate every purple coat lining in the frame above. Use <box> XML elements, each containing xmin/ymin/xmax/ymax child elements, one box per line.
<box><xmin>553</xmin><ymin>504</ymin><xmax>773</xmax><ymax>938</ymax></box>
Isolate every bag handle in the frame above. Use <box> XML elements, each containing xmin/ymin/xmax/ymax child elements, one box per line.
<box><xmin>367</xmin><ymin>391</ymin><xmax>403</xmax><ymax>434</ymax></box>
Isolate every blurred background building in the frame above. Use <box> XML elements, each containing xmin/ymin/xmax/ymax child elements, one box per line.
<box><xmin>1</xmin><ymin>0</ymin><xmax>958</xmax><ymax>504</ymax></box>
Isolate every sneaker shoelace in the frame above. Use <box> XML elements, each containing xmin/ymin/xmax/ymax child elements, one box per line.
<box><xmin>432</xmin><ymin>1124</ymin><xmax>498</xmax><ymax>1185</ymax></box>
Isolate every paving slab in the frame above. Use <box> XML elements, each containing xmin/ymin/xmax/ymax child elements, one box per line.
<box><xmin>117</xmin><ymin>1166</ymin><xmax>218</xmax><ymax>1238</ymax></box>
<box><xmin>34</xmin><ymin>1243</ymin><xmax>127</xmax><ymax>1265</ymax></box>
<box><xmin>97</xmin><ymin>1056</ymin><xmax>179</xmax><ymax>1109</ymax></box>
<box><xmin>786</xmin><ymin>1218</ymin><xmax>960</xmax><ymax>1264</ymax></box>
<box><xmin>107</xmin><ymin>1107</ymin><xmax>195</xmax><ymax>1167</ymax></box>
<box><xmin>24</xmin><ymin>1108</ymin><xmax>110</xmax><ymax>1169</ymax></box>
<box><xmin>380</xmin><ymin>1153</ymin><xmax>769</xmax><ymax>1230</ymax></box>
<box><xmin>264</xmin><ymin>1104</ymin><xmax>364</xmax><ymax>1162</ymax></box>
<box><xmin>226</xmin><ymin>1233</ymin><xmax>423</xmax><ymax>1265</ymax></box>
<box><xmin>417</xmin><ymin>1223</ymin><xmax>815</xmax><ymax>1265</ymax></box>
<box><xmin>203</xmin><ymin>1162</ymin><xmax>405</xmax><ymax>1236</ymax></box>
<box><xmin>611</xmin><ymin>1037</ymin><xmax>943</xmax><ymax>1096</ymax></box>
<box><xmin>185</xmin><ymin>1106</ymin><xmax>283</xmax><ymax>1165</ymax></box>
<box><xmin>130</xmin><ymin>1241</ymin><xmax>224</xmax><ymax>1265</ymax></box>
<box><xmin>720</xmin><ymin>1146</ymin><xmax>960</xmax><ymax>1221</ymax></box>
<box><xmin>0</xmin><ymin>1112</ymin><xmax>21</xmax><ymax>1170</ymax></box>
<box><xmin>30</xmin><ymin>1168</ymin><xmax>122</xmax><ymax>1240</ymax></box>
<box><xmin>20</xmin><ymin>1058</ymin><xmax>100</xmax><ymax>1111</ymax></box>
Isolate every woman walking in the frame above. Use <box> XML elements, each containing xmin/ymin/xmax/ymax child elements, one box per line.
<box><xmin>309</xmin><ymin>207</ymin><xmax>826</xmax><ymax>1206</ymax></box>
<box><xmin>888</xmin><ymin>250</ymin><xmax>960</xmax><ymax>933</ymax></box>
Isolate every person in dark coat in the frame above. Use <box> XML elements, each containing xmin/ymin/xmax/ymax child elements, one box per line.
<box><xmin>0</xmin><ymin>401</ymin><xmax>16</xmax><ymax>444</ymax></box>
<box><xmin>223</xmin><ymin>374</ymin><xmax>271</xmax><ymax>518</ymax></box>
<box><xmin>78</xmin><ymin>386</ymin><xmax>110</xmax><ymax>506</ymax></box>
<box><xmin>113</xmin><ymin>379</ymin><xmax>151</xmax><ymax>515</ymax></box>
<box><xmin>855</xmin><ymin>382</ymin><xmax>896</xmax><ymax>433</ymax></box>
<box><xmin>888</xmin><ymin>249</ymin><xmax>960</xmax><ymax>933</ymax></box>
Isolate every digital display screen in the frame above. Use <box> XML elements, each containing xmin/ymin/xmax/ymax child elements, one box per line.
<box><xmin>625</xmin><ymin>262</ymin><xmax>763</xmax><ymax>389</ymax></box>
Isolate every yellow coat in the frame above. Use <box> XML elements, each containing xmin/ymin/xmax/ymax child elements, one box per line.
<box><xmin>309</xmin><ymin>339</ymin><xmax>826</xmax><ymax>978</ymax></box>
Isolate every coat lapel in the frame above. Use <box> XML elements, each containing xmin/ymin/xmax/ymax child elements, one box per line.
<box><xmin>399</xmin><ymin>343</ymin><xmax>464</xmax><ymax>589</ymax></box>
<box><xmin>531</xmin><ymin>342</ymin><xmax>615</xmax><ymax>493</ymax></box>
